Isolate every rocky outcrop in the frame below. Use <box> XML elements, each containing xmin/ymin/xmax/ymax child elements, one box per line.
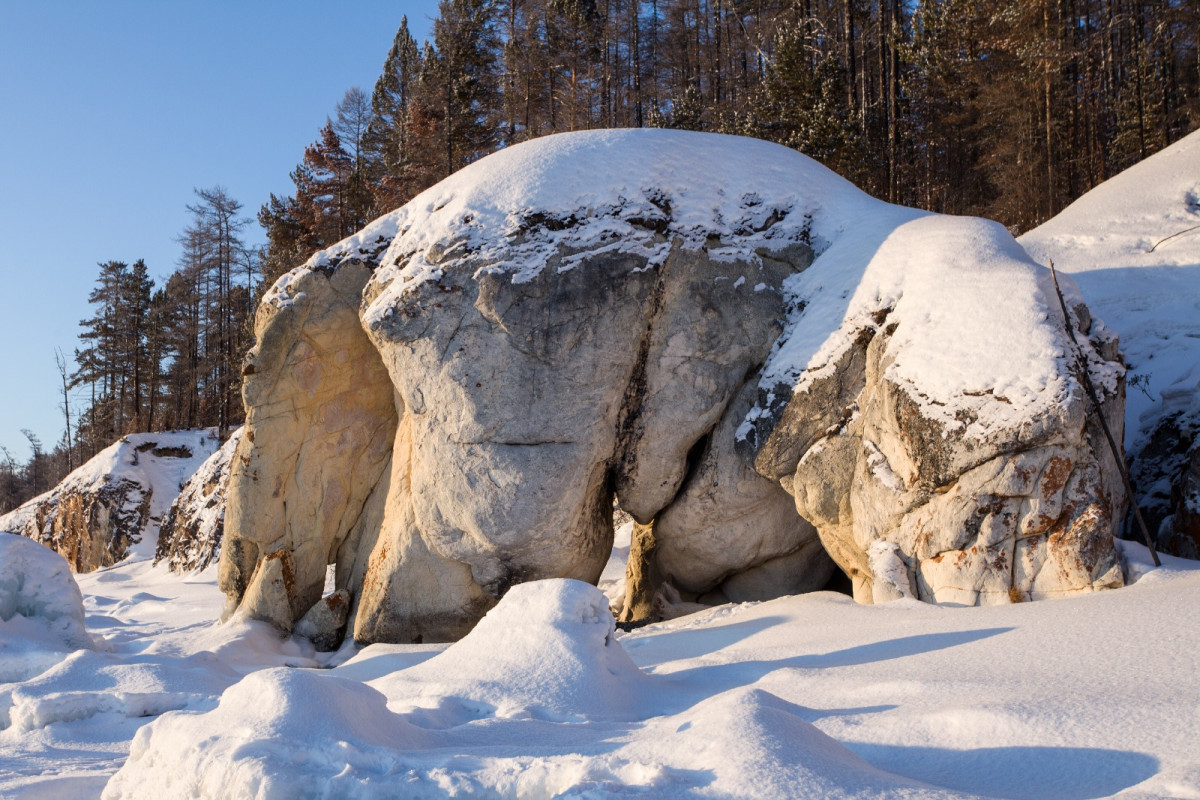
<box><xmin>218</xmin><ymin>260</ymin><xmax>398</xmax><ymax>628</ymax></box>
<box><xmin>750</xmin><ymin>286</ymin><xmax>1126</xmax><ymax>604</ymax></box>
<box><xmin>219</xmin><ymin>129</ymin><xmax>1128</xmax><ymax>642</ymax></box>
<box><xmin>156</xmin><ymin>429</ymin><xmax>243</xmax><ymax>572</ymax></box>
<box><xmin>0</xmin><ymin>431</ymin><xmax>220</xmax><ymax>572</ymax></box>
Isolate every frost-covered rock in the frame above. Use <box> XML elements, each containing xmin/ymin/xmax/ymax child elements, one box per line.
<box><xmin>220</xmin><ymin>129</ymin><xmax>1127</xmax><ymax>640</ymax></box>
<box><xmin>1021</xmin><ymin>128</ymin><xmax>1200</xmax><ymax>560</ymax></box>
<box><xmin>0</xmin><ymin>533</ymin><xmax>92</xmax><ymax>659</ymax></box>
<box><xmin>155</xmin><ymin>428</ymin><xmax>242</xmax><ymax>572</ymax></box>
<box><xmin>102</xmin><ymin>667</ymin><xmax>429</xmax><ymax>800</ymax></box>
<box><xmin>0</xmin><ymin>431</ymin><xmax>221</xmax><ymax>572</ymax></box>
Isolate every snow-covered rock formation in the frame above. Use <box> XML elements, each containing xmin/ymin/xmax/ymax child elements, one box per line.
<box><xmin>155</xmin><ymin>429</ymin><xmax>242</xmax><ymax>572</ymax></box>
<box><xmin>0</xmin><ymin>431</ymin><xmax>222</xmax><ymax>572</ymax></box>
<box><xmin>1021</xmin><ymin>128</ymin><xmax>1200</xmax><ymax>559</ymax></box>
<box><xmin>221</xmin><ymin>129</ymin><xmax>1127</xmax><ymax>643</ymax></box>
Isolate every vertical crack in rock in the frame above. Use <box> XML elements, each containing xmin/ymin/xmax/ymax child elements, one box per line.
<box><xmin>611</xmin><ymin>256</ymin><xmax>672</xmax><ymax>522</ymax></box>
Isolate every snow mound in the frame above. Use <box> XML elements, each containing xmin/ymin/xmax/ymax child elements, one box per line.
<box><xmin>0</xmin><ymin>646</ymin><xmax>234</xmax><ymax>735</ymax></box>
<box><xmin>0</xmin><ymin>533</ymin><xmax>92</xmax><ymax>682</ymax></box>
<box><xmin>621</xmin><ymin>687</ymin><xmax>960</xmax><ymax>799</ymax></box>
<box><xmin>104</xmin><ymin>669</ymin><xmax>432</xmax><ymax>800</ymax></box>
<box><xmin>373</xmin><ymin>578</ymin><xmax>662</xmax><ymax>723</ymax></box>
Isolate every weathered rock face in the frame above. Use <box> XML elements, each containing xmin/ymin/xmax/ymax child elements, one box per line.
<box><xmin>156</xmin><ymin>429</ymin><xmax>243</xmax><ymax>572</ymax></box>
<box><xmin>219</xmin><ymin>129</ymin><xmax>1128</xmax><ymax>643</ymax></box>
<box><xmin>218</xmin><ymin>261</ymin><xmax>397</xmax><ymax>627</ymax></box>
<box><xmin>0</xmin><ymin>431</ymin><xmax>220</xmax><ymax>572</ymax></box>
<box><xmin>752</xmin><ymin>292</ymin><xmax>1126</xmax><ymax>604</ymax></box>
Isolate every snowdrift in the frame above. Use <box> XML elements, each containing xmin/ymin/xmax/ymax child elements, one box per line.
<box><xmin>0</xmin><ymin>533</ymin><xmax>92</xmax><ymax>684</ymax></box>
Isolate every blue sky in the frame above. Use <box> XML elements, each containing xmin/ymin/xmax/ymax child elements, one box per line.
<box><xmin>0</xmin><ymin>1</ymin><xmax>435</xmax><ymax>459</ymax></box>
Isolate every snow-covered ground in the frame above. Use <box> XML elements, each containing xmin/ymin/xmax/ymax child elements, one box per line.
<box><xmin>2</xmin><ymin>529</ymin><xmax>1198</xmax><ymax>799</ymax></box>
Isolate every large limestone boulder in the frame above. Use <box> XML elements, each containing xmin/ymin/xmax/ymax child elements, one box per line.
<box><xmin>219</xmin><ymin>129</ymin><xmax>1128</xmax><ymax>642</ymax></box>
<box><xmin>219</xmin><ymin>260</ymin><xmax>397</xmax><ymax>628</ymax></box>
<box><xmin>0</xmin><ymin>431</ymin><xmax>221</xmax><ymax>572</ymax></box>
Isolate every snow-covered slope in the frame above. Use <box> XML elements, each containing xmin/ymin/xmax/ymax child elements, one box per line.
<box><xmin>0</xmin><ymin>430</ymin><xmax>222</xmax><ymax>570</ymax></box>
<box><xmin>1020</xmin><ymin>129</ymin><xmax>1200</xmax><ymax>549</ymax></box>
<box><xmin>1</xmin><ymin>540</ymin><xmax>1196</xmax><ymax>798</ymax></box>
<box><xmin>1020</xmin><ymin>129</ymin><xmax>1200</xmax><ymax>451</ymax></box>
<box><xmin>155</xmin><ymin>429</ymin><xmax>242</xmax><ymax>573</ymax></box>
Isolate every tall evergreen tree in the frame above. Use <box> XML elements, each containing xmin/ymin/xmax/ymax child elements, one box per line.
<box><xmin>431</xmin><ymin>0</ymin><xmax>504</xmax><ymax>175</ymax></box>
<box><xmin>366</xmin><ymin>18</ymin><xmax>426</xmax><ymax>211</ymax></box>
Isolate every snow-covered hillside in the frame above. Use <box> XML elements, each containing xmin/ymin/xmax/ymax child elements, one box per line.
<box><xmin>2</xmin><ymin>534</ymin><xmax>1197</xmax><ymax>798</ymax></box>
<box><xmin>1020</xmin><ymin>129</ymin><xmax>1200</xmax><ymax>550</ymax></box>
<box><xmin>1020</xmin><ymin>129</ymin><xmax>1200</xmax><ymax>453</ymax></box>
<box><xmin>0</xmin><ymin>430</ymin><xmax>222</xmax><ymax>571</ymax></box>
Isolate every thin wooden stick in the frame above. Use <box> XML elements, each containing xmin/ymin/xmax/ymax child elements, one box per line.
<box><xmin>1148</xmin><ymin>223</ymin><xmax>1200</xmax><ymax>253</ymax></box>
<box><xmin>1048</xmin><ymin>260</ymin><xmax>1161</xmax><ymax>567</ymax></box>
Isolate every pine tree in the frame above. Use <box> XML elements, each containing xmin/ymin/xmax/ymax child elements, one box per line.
<box><xmin>432</xmin><ymin>0</ymin><xmax>504</xmax><ymax>174</ymax></box>
<box><xmin>333</xmin><ymin>87</ymin><xmax>377</xmax><ymax>225</ymax></box>
<box><xmin>366</xmin><ymin>17</ymin><xmax>425</xmax><ymax>211</ymax></box>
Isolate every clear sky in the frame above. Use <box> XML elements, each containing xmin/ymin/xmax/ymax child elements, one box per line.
<box><xmin>0</xmin><ymin>1</ymin><xmax>435</xmax><ymax>459</ymax></box>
